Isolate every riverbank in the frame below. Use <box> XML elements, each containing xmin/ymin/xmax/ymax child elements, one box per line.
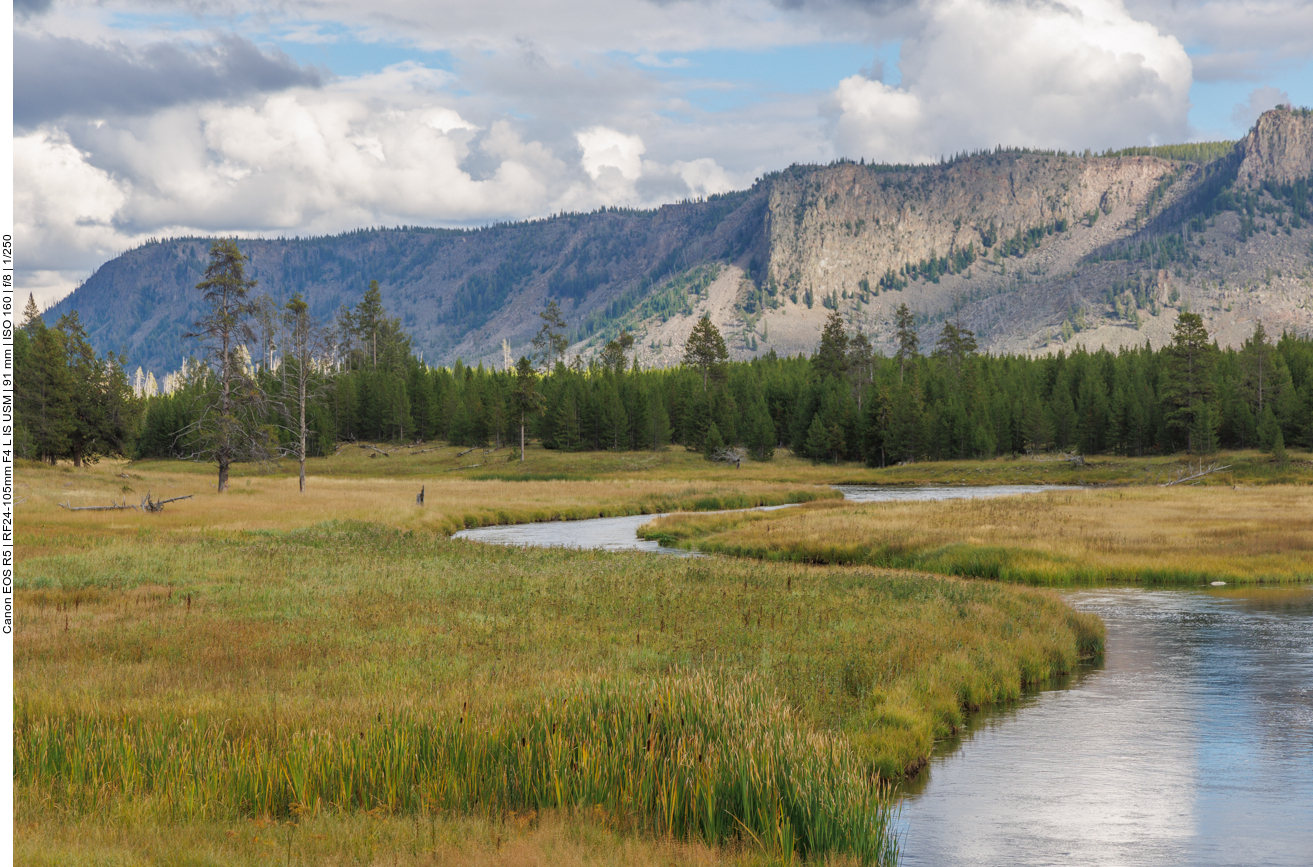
<box><xmin>640</xmin><ymin>486</ymin><xmax>1313</xmax><ymax>585</ymax></box>
<box><xmin>14</xmin><ymin>455</ymin><xmax>838</xmax><ymax>549</ymax></box>
<box><xmin>16</xmin><ymin>465</ymin><xmax>1102</xmax><ymax>864</ymax></box>
<box><xmin>34</xmin><ymin>440</ymin><xmax>1313</xmax><ymax>492</ymax></box>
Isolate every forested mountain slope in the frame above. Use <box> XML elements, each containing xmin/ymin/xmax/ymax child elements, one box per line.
<box><xmin>50</xmin><ymin>108</ymin><xmax>1313</xmax><ymax>377</ymax></box>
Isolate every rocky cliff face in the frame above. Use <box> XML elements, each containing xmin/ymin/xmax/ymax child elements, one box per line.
<box><xmin>1235</xmin><ymin>107</ymin><xmax>1313</xmax><ymax>188</ymax></box>
<box><xmin>51</xmin><ymin>111</ymin><xmax>1313</xmax><ymax>376</ymax></box>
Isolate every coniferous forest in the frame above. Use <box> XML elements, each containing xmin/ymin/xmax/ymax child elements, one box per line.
<box><xmin>15</xmin><ymin>242</ymin><xmax>1313</xmax><ymax>469</ymax></box>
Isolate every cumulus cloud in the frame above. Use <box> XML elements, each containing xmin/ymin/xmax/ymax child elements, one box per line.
<box><xmin>1124</xmin><ymin>0</ymin><xmax>1313</xmax><ymax>82</ymax></box>
<box><xmin>831</xmin><ymin>0</ymin><xmax>1192</xmax><ymax>161</ymax></box>
<box><xmin>13</xmin><ymin>0</ymin><xmax>52</xmax><ymax>20</ymax></box>
<box><xmin>1232</xmin><ymin>86</ymin><xmax>1292</xmax><ymax>129</ymax></box>
<box><xmin>13</xmin><ymin>62</ymin><xmax>751</xmax><ymax>295</ymax></box>
<box><xmin>578</xmin><ymin>127</ymin><xmax>646</xmax><ymax>181</ymax></box>
<box><xmin>15</xmin><ymin>33</ymin><xmax>322</xmax><ymax>128</ymax></box>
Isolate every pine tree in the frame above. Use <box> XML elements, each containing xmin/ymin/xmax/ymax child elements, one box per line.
<box><xmin>683</xmin><ymin>315</ymin><xmax>729</xmax><ymax>390</ymax></box>
<box><xmin>1272</xmin><ymin>429</ymin><xmax>1289</xmax><ymax>468</ymax></box>
<box><xmin>646</xmin><ymin>391</ymin><xmax>671</xmax><ymax>451</ymax></box>
<box><xmin>744</xmin><ymin>398</ymin><xmax>776</xmax><ymax>461</ymax></box>
<box><xmin>703</xmin><ymin>421</ymin><xmax>726</xmax><ymax>459</ymax></box>
<box><xmin>894</xmin><ymin>303</ymin><xmax>918</xmax><ymax>383</ymax></box>
<box><xmin>16</xmin><ymin>315</ymin><xmax>74</xmax><ymax>463</ymax></box>
<box><xmin>187</xmin><ymin>238</ymin><xmax>272</xmax><ymax>492</ymax></box>
<box><xmin>532</xmin><ymin>301</ymin><xmax>569</xmax><ymax>371</ymax></box>
<box><xmin>1163</xmin><ymin>312</ymin><xmax>1216</xmax><ymax>453</ymax></box>
<box><xmin>813</xmin><ymin>309</ymin><xmax>850</xmax><ymax>381</ymax></box>
<box><xmin>1241</xmin><ymin>322</ymin><xmax>1274</xmax><ymax>416</ymax></box>
<box><xmin>355</xmin><ymin>280</ymin><xmax>386</xmax><ymax>370</ymax></box>
<box><xmin>511</xmin><ymin>356</ymin><xmax>545</xmax><ymax>461</ymax></box>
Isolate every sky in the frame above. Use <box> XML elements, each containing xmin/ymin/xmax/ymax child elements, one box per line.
<box><xmin>13</xmin><ymin>0</ymin><xmax>1313</xmax><ymax>308</ymax></box>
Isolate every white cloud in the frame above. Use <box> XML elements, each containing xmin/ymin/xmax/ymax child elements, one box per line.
<box><xmin>14</xmin><ymin>61</ymin><xmax>760</xmax><ymax>305</ymax></box>
<box><xmin>1124</xmin><ymin>1</ymin><xmax>1313</xmax><ymax>82</ymax></box>
<box><xmin>577</xmin><ymin>126</ymin><xmax>646</xmax><ymax>181</ymax></box>
<box><xmin>1232</xmin><ymin>86</ymin><xmax>1293</xmax><ymax>129</ymax></box>
<box><xmin>14</xmin><ymin>130</ymin><xmax>135</xmax><ymax>269</ymax></box>
<box><xmin>832</xmin><ymin>0</ymin><xmax>1193</xmax><ymax>160</ymax></box>
<box><xmin>672</xmin><ymin>158</ymin><xmax>739</xmax><ymax>197</ymax></box>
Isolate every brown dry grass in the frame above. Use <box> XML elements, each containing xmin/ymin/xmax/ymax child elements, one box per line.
<box><xmin>15</xmin><ymin>450</ymin><xmax>836</xmax><ymax>561</ymax></box>
<box><xmin>15</xmin><ymin>809</ymin><xmax>772</xmax><ymax>867</ymax></box>
<box><xmin>642</xmin><ymin>486</ymin><xmax>1313</xmax><ymax>584</ymax></box>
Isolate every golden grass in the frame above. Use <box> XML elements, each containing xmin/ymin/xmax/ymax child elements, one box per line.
<box><xmin>14</xmin><ymin>451</ymin><xmax>1109</xmax><ymax>863</ymax></box>
<box><xmin>15</xmin><ymin>452</ymin><xmax>837</xmax><ymax>561</ymax></box>
<box><xmin>641</xmin><ymin>486</ymin><xmax>1313</xmax><ymax>585</ymax></box>
<box><xmin>15</xmin><ymin>809</ymin><xmax>768</xmax><ymax>867</ymax></box>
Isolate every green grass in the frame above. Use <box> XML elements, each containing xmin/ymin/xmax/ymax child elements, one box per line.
<box><xmin>16</xmin><ymin>518</ymin><xmax>1103</xmax><ymax>862</ymax></box>
<box><xmin>18</xmin><ymin>672</ymin><xmax>895</xmax><ymax>864</ymax></box>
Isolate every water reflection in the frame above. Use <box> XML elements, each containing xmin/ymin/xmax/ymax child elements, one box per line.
<box><xmin>895</xmin><ymin>587</ymin><xmax>1313</xmax><ymax>867</ymax></box>
<box><xmin>455</xmin><ymin>485</ymin><xmax>1062</xmax><ymax>552</ymax></box>
<box><xmin>453</xmin><ymin>513</ymin><xmax>698</xmax><ymax>555</ymax></box>
<box><xmin>836</xmin><ymin>484</ymin><xmax>1063</xmax><ymax>502</ymax></box>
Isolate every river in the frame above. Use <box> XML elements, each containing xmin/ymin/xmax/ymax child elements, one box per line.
<box><xmin>453</xmin><ymin>486</ymin><xmax>1313</xmax><ymax>865</ymax></box>
<box><xmin>894</xmin><ymin>586</ymin><xmax>1313</xmax><ymax>867</ymax></box>
<box><xmin>452</xmin><ymin>485</ymin><xmax>1061</xmax><ymax>551</ymax></box>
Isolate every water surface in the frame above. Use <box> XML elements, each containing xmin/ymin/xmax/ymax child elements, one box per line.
<box><xmin>455</xmin><ymin>485</ymin><xmax>1061</xmax><ymax>551</ymax></box>
<box><xmin>895</xmin><ymin>587</ymin><xmax>1313</xmax><ymax>867</ymax></box>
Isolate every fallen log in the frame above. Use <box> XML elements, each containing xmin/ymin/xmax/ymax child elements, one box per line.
<box><xmin>59</xmin><ymin>500</ymin><xmax>138</xmax><ymax>511</ymax></box>
<box><xmin>1162</xmin><ymin>463</ymin><xmax>1231</xmax><ymax>487</ymax></box>
<box><xmin>142</xmin><ymin>492</ymin><xmax>194</xmax><ymax>512</ymax></box>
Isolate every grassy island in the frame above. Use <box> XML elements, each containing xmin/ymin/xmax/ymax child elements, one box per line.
<box><xmin>640</xmin><ymin>484</ymin><xmax>1313</xmax><ymax>585</ymax></box>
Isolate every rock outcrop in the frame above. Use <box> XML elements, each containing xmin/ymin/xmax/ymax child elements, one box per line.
<box><xmin>1235</xmin><ymin>107</ymin><xmax>1313</xmax><ymax>188</ymax></box>
<box><xmin>49</xmin><ymin>111</ymin><xmax>1313</xmax><ymax>375</ymax></box>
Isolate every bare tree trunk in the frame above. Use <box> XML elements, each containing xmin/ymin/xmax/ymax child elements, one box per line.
<box><xmin>520</xmin><ymin>418</ymin><xmax>526</xmax><ymax>462</ymax></box>
<box><xmin>218</xmin><ymin>457</ymin><xmax>230</xmax><ymax>492</ymax></box>
<box><xmin>299</xmin><ymin>374</ymin><xmax>307</xmax><ymax>493</ymax></box>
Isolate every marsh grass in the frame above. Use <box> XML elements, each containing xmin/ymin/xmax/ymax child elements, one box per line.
<box><xmin>16</xmin><ymin>512</ymin><xmax>1101</xmax><ymax>861</ymax></box>
<box><xmin>15</xmin><ymin>808</ymin><xmax>772</xmax><ymax>867</ymax></box>
<box><xmin>18</xmin><ymin>672</ymin><xmax>895</xmax><ymax>864</ymax></box>
<box><xmin>642</xmin><ymin>486</ymin><xmax>1313</xmax><ymax>585</ymax></box>
<box><xmin>14</xmin><ymin>456</ymin><xmax>836</xmax><ymax>561</ymax></box>
<box><xmin>16</xmin><ymin>452</ymin><xmax>1109</xmax><ymax>863</ymax></box>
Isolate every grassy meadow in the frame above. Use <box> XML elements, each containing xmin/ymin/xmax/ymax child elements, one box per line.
<box><xmin>13</xmin><ymin>450</ymin><xmax>1107</xmax><ymax>865</ymax></box>
<box><xmin>641</xmin><ymin>485</ymin><xmax>1313</xmax><ymax>585</ymax></box>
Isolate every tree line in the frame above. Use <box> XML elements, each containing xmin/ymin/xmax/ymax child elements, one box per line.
<box><xmin>17</xmin><ymin>241</ymin><xmax>1313</xmax><ymax>488</ymax></box>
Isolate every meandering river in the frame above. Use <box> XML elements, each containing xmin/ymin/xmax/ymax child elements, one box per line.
<box><xmin>895</xmin><ymin>586</ymin><xmax>1313</xmax><ymax>867</ymax></box>
<box><xmin>454</xmin><ymin>486</ymin><xmax>1313</xmax><ymax>865</ymax></box>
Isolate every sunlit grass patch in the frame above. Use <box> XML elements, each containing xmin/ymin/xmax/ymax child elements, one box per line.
<box><xmin>642</xmin><ymin>486</ymin><xmax>1313</xmax><ymax>585</ymax></box>
<box><xmin>17</xmin><ymin>672</ymin><xmax>896</xmax><ymax>864</ymax></box>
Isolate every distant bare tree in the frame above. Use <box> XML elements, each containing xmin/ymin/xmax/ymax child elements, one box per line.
<box><xmin>283</xmin><ymin>292</ymin><xmax>329</xmax><ymax>492</ymax></box>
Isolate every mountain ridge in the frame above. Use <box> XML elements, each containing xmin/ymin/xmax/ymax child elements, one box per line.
<box><xmin>48</xmin><ymin>108</ymin><xmax>1313</xmax><ymax>376</ymax></box>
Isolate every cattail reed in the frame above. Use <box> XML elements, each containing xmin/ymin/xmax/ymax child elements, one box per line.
<box><xmin>16</xmin><ymin>673</ymin><xmax>897</xmax><ymax>864</ymax></box>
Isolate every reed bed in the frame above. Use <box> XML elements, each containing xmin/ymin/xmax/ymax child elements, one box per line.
<box><xmin>17</xmin><ymin>673</ymin><xmax>896</xmax><ymax>864</ymax></box>
<box><xmin>641</xmin><ymin>486</ymin><xmax>1313</xmax><ymax>585</ymax></box>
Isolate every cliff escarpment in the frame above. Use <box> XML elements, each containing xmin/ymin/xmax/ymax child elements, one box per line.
<box><xmin>48</xmin><ymin>109</ymin><xmax>1313</xmax><ymax>375</ymax></box>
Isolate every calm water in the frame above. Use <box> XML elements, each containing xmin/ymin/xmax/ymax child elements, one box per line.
<box><xmin>836</xmin><ymin>484</ymin><xmax>1062</xmax><ymax>502</ymax></box>
<box><xmin>895</xmin><ymin>587</ymin><xmax>1313</xmax><ymax>867</ymax></box>
<box><xmin>454</xmin><ymin>485</ymin><xmax>1059</xmax><ymax>551</ymax></box>
<box><xmin>455</xmin><ymin>488</ymin><xmax>1313</xmax><ymax>864</ymax></box>
<box><xmin>453</xmin><ymin>512</ymin><xmax>698</xmax><ymax>554</ymax></box>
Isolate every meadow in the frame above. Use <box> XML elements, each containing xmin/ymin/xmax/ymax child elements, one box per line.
<box><xmin>13</xmin><ymin>449</ymin><xmax>1105</xmax><ymax>865</ymax></box>
<box><xmin>641</xmin><ymin>485</ymin><xmax>1313</xmax><ymax>585</ymax></box>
